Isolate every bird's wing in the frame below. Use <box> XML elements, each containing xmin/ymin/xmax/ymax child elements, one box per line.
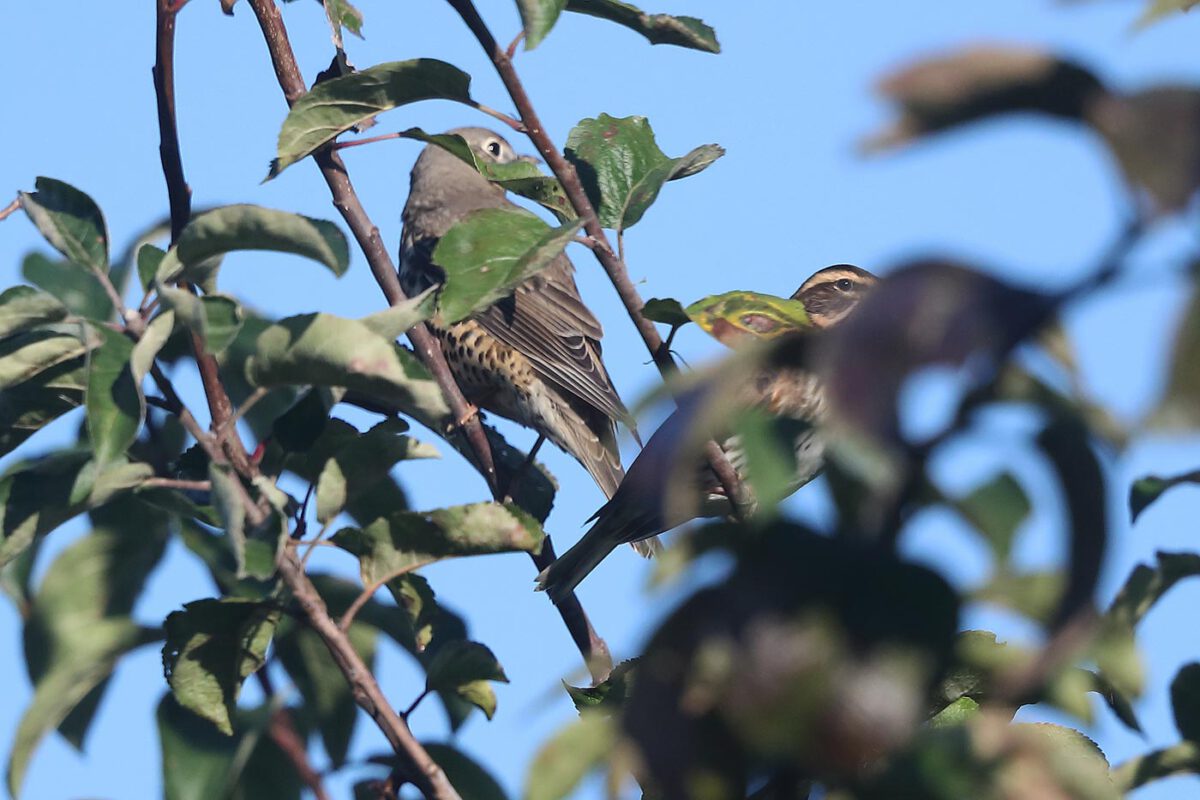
<box><xmin>473</xmin><ymin>253</ymin><xmax>631</xmax><ymax>427</ymax></box>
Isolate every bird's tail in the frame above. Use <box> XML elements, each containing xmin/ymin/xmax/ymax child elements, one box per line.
<box><xmin>535</xmin><ymin>522</ymin><xmax>619</xmax><ymax>605</ymax></box>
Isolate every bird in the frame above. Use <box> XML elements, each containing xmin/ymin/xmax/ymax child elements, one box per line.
<box><xmin>536</xmin><ymin>264</ymin><xmax>878</xmax><ymax>602</ymax></box>
<box><xmin>399</xmin><ymin>127</ymin><xmax>651</xmax><ymax>549</ymax></box>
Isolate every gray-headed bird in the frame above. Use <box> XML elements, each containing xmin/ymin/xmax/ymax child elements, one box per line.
<box><xmin>537</xmin><ymin>265</ymin><xmax>878</xmax><ymax>601</ymax></box>
<box><xmin>400</xmin><ymin>128</ymin><xmax>649</xmax><ymax>547</ymax></box>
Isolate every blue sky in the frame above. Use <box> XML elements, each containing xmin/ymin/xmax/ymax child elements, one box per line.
<box><xmin>3</xmin><ymin>1</ymin><xmax>1200</xmax><ymax>798</ymax></box>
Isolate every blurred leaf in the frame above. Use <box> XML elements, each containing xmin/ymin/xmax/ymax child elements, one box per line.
<box><xmin>1150</xmin><ymin>288</ymin><xmax>1200</xmax><ymax>429</ymax></box>
<box><xmin>1130</xmin><ymin>471</ymin><xmax>1200</xmax><ymax>522</ymax></box>
<box><xmin>359</xmin><ymin>285</ymin><xmax>437</xmax><ymax>340</ymax></box>
<box><xmin>517</xmin><ymin>0</ymin><xmax>567</xmax><ymax>49</ymax></box>
<box><xmin>157</xmin><ymin>695</ymin><xmax>306</xmax><ymax>800</ymax></box>
<box><xmin>21</xmin><ymin>252</ymin><xmax>112</xmax><ymax>321</ymax></box>
<box><xmin>952</xmin><ymin>472</ymin><xmax>1030</xmax><ymax>561</ymax></box>
<box><xmin>156</xmin><ymin>285</ymin><xmax>244</xmax><ymax>355</ymax></box>
<box><xmin>156</xmin><ymin>205</ymin><xmax>349</xmax><ymax>284</ymax></box>
<box><xmin>565</xmin><ymin>114</ymin><xmax>723</xmax><ymax>230</ymax></box>
<box><xmin>137</xmin><ymin>244</ymin><xmax>166</xmax><ymax>292</ymax></box>
<box><xmin>1172</xmin><ymin>662</ymin><xmax>1200</xmax><ymax>741</ymax></box>
<box><xmin>686</xmin><ymin>290</ymin><xmax>811</xmax><ymax>347</ymax></box>
<box><xmin>18</xmin><ymin>177</ymin><xmax>109</xmax><ymax>273</ymax></box>
<box><xmin>566</xmin><ymin>659</ymin><xmax>637</xmax><ymax>715</ymax></box>
<box><xmin>245</xmin><ymin>312</ymin><xmax>450</xmax><ymax>421</ymax></box>
<box><xmin>565</xmin><ymin>0</ymin><xmax>720</xmax><ymax>53</ymax></box>
<box><xmin>425</xmin><ymin>640</ymin><xmax>508</xmax><ymax>720</ymax></box>
<box><xmin>0</xmin><ymin>357</ymin><xmax>86</xmax><ymax>458</ymax></box>
<box><xmin>641</xmin><ymin>297</ymin><xmax>691</xmax><ymax>328</ymax></box>
<box><xmin>331</xmin><ymin>502</ymin><xmax>543</xmax><ymax>584</ymax></box>
<box><xmin>433</xmin><ymin>207</ymin><xmax>584</xmax><ymax>322</ymax></box>
<box><xmin>1138</xmin><ymin>0</ymin><xmax>1200</xmax><ymax>27</ymax></box>
<box><xmin>733</xmin><ymin>410</ymin><xmax>815</xmax><ymax>515</ymax></box>
<box><xmin>162</xmin><ymin>598</ymin><xmax>280</xmax><ymax>735</ymax></box>
<box><xmin>86</xmin><ymin>328</ymin><xmax>142</xmax><ymax>467</ymax></box>
<box><xmin>0</xmin><ymin>452</ymin><xmax>153</xmax><ymax>569</ymax></box>
<box><xmin>928</xmin><ymin>696</ymin><xmax>979</xmax><ymax>728</ymax></box>
<box><xmin>399</xmin><ymin>128</ymin><xmax>577</xmax><ymax>222</ymax></box>
<box><xmin>270</xmin><ymin>60</ymin><xmax>473</xmax><ymax>177</ymax></box>
<box><xmin>422</xmin><ymin>744</ymin><xmax>509</xmax><ymax>800</ymax></box>
<box><xmin>525</xmin><ymin>712</ymin><xmax>616</xmax><ymax>800</ymax></box>
<box><xmin>0</xmin><ymin>324</ymin><xmax>98</xmax><ymax>392</ymax></box>
<box><xmin>972</xmin><ymin>569</ymin><xmax>1062</xmax><ymax>624</ymax></box>
<box><xmin>316</xmin><ymin>418</ymin><xmax>437</xmax><ymax>524</ymax></box>
<box><xmin>1087</xmin><ymin>668</ymin><xmax>1142</xmax><ymax>733</ymax></box>
<box><xmin>275</xmin><ymin>618</ymin><xmax>374</xmax><ymax>767</ymax></box>
<box><xmin>1112</xmin><ymin>741</ymin><xmax>1200</xmax><ymax>792</ymax></box>
<box><xmin>1105</xmin><ymin>551</ymin><xmax>1200</xmax><ymax>631</ymax></box>
<box><xmin>0</xmin><ymin>286</ymin><xmax>69</xmax><ymax>339</ymax></box>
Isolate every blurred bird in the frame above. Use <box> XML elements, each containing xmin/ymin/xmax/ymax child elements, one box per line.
<box><xmin>400</xmin><ymin>128</ymin><xmax>649</xmax><ymax>548</ymax></box>
<box><xmin>536</xmin><ymin>265</ymin><xmax>878</xmax><ymax>602</ymax></box>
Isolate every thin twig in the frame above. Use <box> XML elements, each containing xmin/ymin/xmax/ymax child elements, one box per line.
<box><xmin>256</xmin><ymin>670</ymin><xmax>332</xmax><ymax>800</ymax></box>
<box><xmin>401</xmin><ymin>689</ymin><xmax>431</xmax><ymax>720</ymax></box>
<box><xmin>0</xmin><ymin>197</ymin><xmax>19</xmax><ymax>222</ymax></box>
<box><xmin>467</xmin><ymin>100</ymin><xmax>525</xmax><ymax>132</ymax></box>
<box><xmin>443</xmin><ymin>0</ymin><xmax>752</xmax><ymax>519</ymax></box>
<box><xmin>277</xmin><ymin>550</ymin><xmax>463</xmax><ymax>800</ymax></box>
<box><xmin>505</xmin><ymin>30</ymin><xmax>524</xmax><ymax>59</ymax></box>
<box><xmin>244</xmin><ymin>0</ymin><xmax>613</xmax><ymax>683</ymax></box>
<box><xmin>141</xmin><ymin>477</ymin><xmax>212</xmax><ymax>492</ymax></box>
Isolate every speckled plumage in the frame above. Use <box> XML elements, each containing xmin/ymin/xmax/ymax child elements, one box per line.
<box><xmin>400</xmin><ymin>128</ymin><xmax>640</xmax><ymax>528</ymax></box>
<box><xmin>537</xmin><ymin>265</ymin><xmax>878</xmax><ymax>602</ymax></box>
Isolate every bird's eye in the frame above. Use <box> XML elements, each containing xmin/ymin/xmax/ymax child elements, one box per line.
<box><xmin>835</xmin><ymin>278</ymin><xmax>853</xmax><ymax>291</ymax></box>
<box><xmin>485</xmin><ymin>140</ymin><xmax>503</xmax><ymax>158</ymax></box>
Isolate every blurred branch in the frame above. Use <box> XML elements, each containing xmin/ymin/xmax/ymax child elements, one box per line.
<box><xmin>0</xmin><ymin>197</ymin><xmax>19</xmax><ymax>222</ymax></box>
<box><xmin>244</xmin><ymin>0</ymin><xmax>614</xmax><ymax>685</ymax></box>
<box><xmin>443</xmin><ymin>0</ymin><xmax>752</xmax><ymax>520</ymax></box>
<box><xmin>256</xmin><ymin>670</ymin><xmax>331</xmax><ymax>800</ymax></box>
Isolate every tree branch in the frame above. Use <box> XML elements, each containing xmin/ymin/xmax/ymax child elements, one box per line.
<box><xmin>443</xmin><ymin>0</ymin><xmax>752</xmax><ymax>518</ymax></box>
<box><xmin>244</xmin><ymin>0</ymin><xmax>613</xmax><ymax>684</ymax></box>
<box><xmin>256</xmin><ymin>670</ymin><xmax>332</xmax><ymax>800</ymax></box>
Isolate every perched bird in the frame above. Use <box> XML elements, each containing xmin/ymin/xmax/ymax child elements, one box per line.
<box><xmin>400</xmin><ymin>128</ymin><xmax>645</xmax><ymax>541</ymax></box>
<box><xmin>537</xmin><ymin>265</ymin><xmax>878</xmax><ymax>602</ymax></box>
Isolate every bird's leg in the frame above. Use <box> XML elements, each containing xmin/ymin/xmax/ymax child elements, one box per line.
<box><xmin>503</xmin><ymin>433</ymin><xmax>546</xmax><ymax>503</ymax></box>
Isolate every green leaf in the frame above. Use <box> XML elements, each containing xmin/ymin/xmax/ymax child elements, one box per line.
<box><xmin>18</xmin><ymin>177</ymin><xmax>109</xmax><ymax>273</ymax></box>
<box><xmin>8</xmin><ymin>620</ymin><xmax>161</xmax><ymax>797</ymax></box>
<box><xmin>0</xmin><ymin>323</ymin><xmax>98</xmax><ymax>392</ymax></box>
<box><xmin>244</xmin><ymin>312</ymin><xmax>450</xmax><ymax>421</ymax></box>
<box><xmin>325</xmin><ymin>0</ymin><xmax>363</xmax><ymax>38</ymax></box>
<box><xmin>270</xmin><ymin>60</ymin><xmax>474</xmax><ymax>178</ymax></box>
<box><xmin>1105</xmin><ymin>551</ymin><xmax>1200</xmax><ymax>631</ymax></box>
<box><xmin>972</xmin><ymin>569</ymin><xmax>1062</xmax><ymax>624</ymax></box>
<box><xmin>433</xmin><ymin>207</ymin><xmax>584</xmax><ymax>322</ymax></box>
<box><xmin>316</xmin><ymin>418</ymin><xmax>437</xmax><ymax>524</ymax></box>
<box><xmin>22</xmin><ymin>252</ymin><xmax>113</xmax><ymax>321</ymax></box>
<box><xmin>422</xmin><ymin>744</ymin><xmax>509</xmax><ymax>800</ymax></box>
<box><xmin>1137</xmin><ymin>0</ymin><xmax>1200</xmax><ymax>29</ymax></box>
<box><xmin>565</xmin><ymin>114</ymin><xmax>723</xmax><ymax>230</ymax></box>
<box><xmin>0</xmin><ymin>452</ymin><xmax>153</xmax><ymax>569</ymax></box>
<box><xmin>565</xmin><ymin>0</ymin><xmax>720</xmax><ymax>52</ymax></box>
<box><xmin>524</xmin><ymin>712</ymin><xmax>616</xmax><ymax>800</ymax></box>
<box><xmin>86</xmin><ymin>328</ymin><xmax>142</xmax><ymax>466</ymax></box>
<box><xmin>359</xmin><ymin>285</ymin><xmax>437</xmax><ymax>340</ymax></box>
<box><xmin>1130</xmin><ymin>470</ymin><xmax>1200</xmax><ymax>522</ymax></box>
<box><xmin>331</xmin><ymin>502</ymin><xmax>544</xmax><ymax>584</ymax></box>
<box><xmin>1172</xmin><ymin>662</ymin><xmax>1200</xmax><ymax>741</ymax></box>
<box><xmin>137</xmin><ymin>244</ymin><xmax>166</xmax><ymax>292</ymax></box>
<box><xmin>162</xmin><ymin>598</ymin><xmax>280</xmax><ymax>735</ymax></box>
<box><xmin>565</xmin><ymin>658</ymin><xmax>637</xmax><ymax>714</ymax></box>
<box><xmin>275</xmin><ymin>617</ymin><xmax>375</xmax><ymax>767</ymax></box>
<box><xmin>207</xmin><ymin>463</ymin><xmax>249</xmax><ymax>579</ymax></box>
<box><xmin>0</xmin><ymin>286</ymin><xmax>70</xmax><ymax>339</ymax></box>
<box><xmin>685</xmin><ymin>289</ymin><xmax>811</xmax><ymax>347</ymax></box>
<box><xmin>641</xmin><ymin>296</ymin><xmax>691</xmax><ymax>328</ymax></box>
<box><xmin>518</xmin><ymin>0</ymin><xmax>568</xmax><ymax>49</ymax></box>
<box><xmin>425</xmin><ymin>640</ymin><xmax>508</xmax><ymax>719</ymax></box>
<box><xmin>1112</xmin><ymin>741</ymin><xmax>1200</xmax><ymax>792</ymax></box>
<box><xmin>928</xmin><ymin>696</ymin><xmax>980</xmax><ymax>728</ymax></box>
<box><xmin>155</xmin><ymin>285</ymin><xmax>244</xmax><ymax>355</ymax></box>
<box><xmin>156</xmin><ymin>205</ymin><xmax>350</xmax><ymax>284</ymax></box>
<box><xmin>0</xmin><ymin>357</ymin><xmax>86</xmax><ymax>458</ymax></box>
<box><xmin>953</xmin><ymin>472</ymin><xmax>1031</xmax><ymax>561</ymax></box>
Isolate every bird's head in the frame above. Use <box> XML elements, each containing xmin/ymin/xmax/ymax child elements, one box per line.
<box><xmin>792</xmin><ymin>264</ymin><xmax>877</xmax><ymax>329</ymax></box>
<box><xmin>445</xmin><ymin>126</ymin><xmax>539</xmax><ymax>167</ymax></box>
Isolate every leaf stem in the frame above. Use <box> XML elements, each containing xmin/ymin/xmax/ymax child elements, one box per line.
<box><xmin>0</xmin><ymin>196</ymin><xmax>19</xmax><ymax>222</ymax></box>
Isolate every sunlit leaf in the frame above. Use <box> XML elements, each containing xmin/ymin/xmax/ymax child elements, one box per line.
<box><xmin>0</xmin><ymin>286</ymin><xmax>69</xmax><ymax>339</ymax></box>
<box><xmin>270</xmin><ymin>60</ymin><xmax>474</xmax><ymax>177</ymax></box>
<box><xmin>565</xmin><ymin>659</ymin><xmax>638</xmax><ymax>714</ymax></box>
<box><xmin>525</xmin><ymin>713</ymin><xmax>616</xmax><ymax>800</ymax></box>
<box><xmin>433</xmin><ymin>207</ymin><xmax>584</xmax><ymax>322</ymax></box>
<box><xmin>162</xmin><ymin>598</ymin><xmax>280</xmax><ymax>735</ymax></box>
<box><xmin>0</xmin><ymin>324</ymin><xmax>98</xmax><ymax>392</ymax></box>
<box><xmin>18</xmin><ymin>177</ymin><xmax>109</xmax><ymax>273</ymax></box>
<box><xmin>359</xmin><ymin>285</ymin><xmax>437</xmax><ymax>340</ymax></box>
<box><xmin>566</xmin><ymin>114</ymin><xmax>723</xmax><ymax>230</ymax></box>
<box><xmin>685</xmin><ymin>290</ymin><xmax>811</xmax><ymax>347</ymax></box>
<box><xmin>21</xmin><ymin>252</ymin><xmax>112</xmax><ymax>322</ymax></box>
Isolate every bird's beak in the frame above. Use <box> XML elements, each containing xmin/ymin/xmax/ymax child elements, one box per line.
<box><xmin>518</xmin><ymin>153</ymin><xmax>542</xmax><ymax>165</ymax></box>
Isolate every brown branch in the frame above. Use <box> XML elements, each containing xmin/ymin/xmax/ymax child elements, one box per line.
<box><xmin>443</xmin><ymin>0</ymin><xmax>752</xmax><ymax>519</ymax></box>
<box><xmin>256</xmin><ymin>670</ymin><xmax>332</xmax><ymax>800</ymax></box>
<box><xmin>244</xmin><ymin>0</ymin><xmax>612</xmax><ymax>684</ymax></box>
<box><xmin>141</xmin><ymin>477</ymin><xmax>212</xmax><ymax>492</ymax></box>
<box><xmin>278</xmin><ymin>551</ymin><xmax>463</xmax><ymax>800</ymax></box>
<box><xmin>0</xmin><ymin>197</ymin><xmax>20</xmax><ymax>222</ymax></box>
